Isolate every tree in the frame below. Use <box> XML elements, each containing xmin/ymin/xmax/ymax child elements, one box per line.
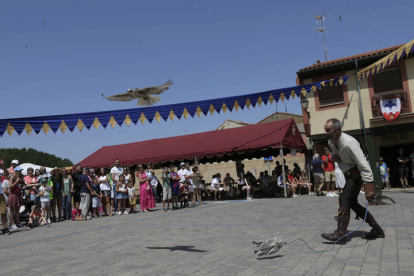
<box><xmin>0</xmin><ymin>148</ymin><xmax>73</xmax><ymax>168</ymax></box>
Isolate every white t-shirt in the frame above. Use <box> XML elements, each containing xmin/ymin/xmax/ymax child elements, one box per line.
<box><xmin>127</xmin><ymin>187</ymin><xmax>135</xmax><ymax>198</ymax></box>
<box><xmin>1</xmin><ymin>180</ymin><xmax>9</xmax><ymax>200</ymax></box>
<box><xmin>39</xmin><ymin>186</ymin><xmax>51</xmax><ymax>202</ymax></box>
<box><xmin>151</xmin><ymin>176</ymin><xmax>158</xmax><ymax>187</ymax></box>
<box><xmin>211</xmin><ymin>178</ymin><xmax>220</xmax><ymax>188</ymax></box>
<box><xmin>99</xmin><ymin>175</ymin><xmax>110</xmax><ymax>191</ymax></box>
<box><xmin>110</xmin><ymin>166</ymin><xmax>124</xmax><ymax>181</ymax></box>
<box><xmin>178</xmin><ymin>169</ymin><xmax>193</xmax><ymax>184</ymax></box>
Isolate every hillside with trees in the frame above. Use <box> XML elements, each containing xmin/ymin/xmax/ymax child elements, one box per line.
<box><xmin>0</xmin><ymin>148</ymin><xmax>73</xmax><ymax>168</ymax></box>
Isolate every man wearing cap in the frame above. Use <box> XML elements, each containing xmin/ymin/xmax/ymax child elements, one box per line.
<box><xmin>8</xmin><ymin>160</ymin><xmax>19</xmax><ymax>176</ymax></box>
<box><xmin>177</xmin><ymin>162</ymin><xmax>187</xmax><ymax>188</ymax></box>
<box><xmin>321</xmin><ymin>118</ymin><xmax>384</xmax><ymax>243</ymax></box>
<box><xmin>79</xmin><ymin>167</ymin><xmax>93</xmax><ymax>220</ymax></box>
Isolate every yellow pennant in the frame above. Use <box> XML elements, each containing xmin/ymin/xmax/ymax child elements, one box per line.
<box><xmin>182</xmin><ymin>108</ymin><xmax>189</xmax><ymax>119</ymax></box>
<box><xmin>257</xmin><ymin>96</ymin><xmax>263</xmax><ymax>107</ymax></box>
<box><xmin>154</xmin><ymin>111</ymin><xmax>162</xmax><ymax>123</ymax></box>
<box><xmin>76</xmin><ymin>119</ymin><xmax>85</xmax><ymax>132</ymax></box>
<box><xmin>124</xmin><ymin>114</ymin><xmax>132</xmax><ymax>126</ymax></box>
<box><xmin>221</xmin><ymin>102</ymin><xmax>228</xmax><ymax>113</ymax></box>
<box><xmin>196</xmin><ymin>106</ymin><xmax>203</xmax><ymax>117</ymax></box>
<box><xmin>42</xmin><ymin>121</ymin><xmax>51</xmax><ymax>135</ymax></box>
<box><xmin>24</xmin><ymin>122</ymin><xmax>33</xmax><ymax>136</ymax></box>
<box><xmin>209</xmin><ymin>104</ymin><xmax>215</xmax><ymax>115</ymax></box>
<box><xmin>108</xmin><ymin>116</ymin><xmax>117</xmax><ymax>128</ymax></box>
<box><xmin>268</xmin><ymin>94</ymin><xmax>274</xmax><ymax>104</ymax></box>
<box><xmin>168</xmin><ymin>110</ymin><xmax>176</xmax><ymax>121</ymax></box>
<box><xmin>6</xmin><ymin>123</ymin><xmax>15</xmax><ymax>136</ymax></box>
<box><xmin>234</xmin><ymin>100</ymin><xmax>240</xmax><ymax>111</ymax></box>
<box><xmin>139</xmin><ymin>113</ymin><xmax>146</xmax><ymax>124</ymax></box>
<box><xmin>245</xmin><ymin>98</ymin><xmax>251</xmax><ymax>109</ymax></box>
<box><xmin>92</xmin><ymin>117</ymin><xmax>101</xmax><ymax>130</ymax></box>
<box><xmin>280</xmin><ymin>93</ymin><xmax>285</xmax><ymax>102</ymax></box>
<box><xmin>59</xmin><ymin>120</ymin><xmax>68</xmax><ymax>134</ymax></box>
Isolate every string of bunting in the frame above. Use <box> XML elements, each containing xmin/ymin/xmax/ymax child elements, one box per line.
<box><xmin>358</xmin><ymin>38</ymin><xmax>414</xmax><ymax>80</ymax></box>
<box><xmin>0</xmin><ymin>75</ymin><xmax>350</xmax><ymax>137</ymax></box>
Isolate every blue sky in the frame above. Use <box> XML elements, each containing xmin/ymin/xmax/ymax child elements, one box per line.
<box><xmin>1</xmin><ymin>0</ymin><xmax>413</xmax><ymax>164</ymax></box>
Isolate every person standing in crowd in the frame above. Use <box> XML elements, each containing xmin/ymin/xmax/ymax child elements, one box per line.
<box><xmin>123</xmin><ymin>166</ymin><xmax>132</xmax><ymax>188</ymax></box>
<box><xmin>177</xmin><ymin>162</ymin><xmax>187</xmax><ymax>188</ymax></box>
<box><xmin>50</xmin><ymin>168</ymin><xmax>63</xmax><ymax>222</ymax></box>
<box><xmin>334</xmin><ymin>162</ymin><xmax>346</xmax><ymax>194</ymax></box>
<box><xmin>137</xmin><ymin>165</ymin><xmax>156</xmax><ymax>213</ymax></box>
<box><xmin>190</xmin><ymin>165</ymin><xmax>203</xmax><ymax>206</ymax></box>
<box><xmin>168</xmin><ymin>164</ymin><xmax>181</xmax><ymax>210</ymax></box>
<box><xmin>377</xmin><ymin>158</ymin><xmax>390</xmax><ymax>190</ymax></box>
<box><xmin>161</xmin><ymin>167</ymin><xmax>172</xmax><ymax>212</ymax></box>
<box><xmin>147</xmin><ymin>164</ymin><xmax>159</xmax><ymax>203</ymax></box>
<box><xmin>321</xmin><ymin>118</ymin><xmax>384</xmax><ymax>243</ymax></box>
<box><xmin>110</xmin><ymin>159</ymin><xmax>123</xmax><ymax>212</ymax></box>
<box><xmin>92</xmin><ymin>179</ymin><xmax>102</xmax><ymax>218</ymax></box>
<box><xmin>24</xmin><ymin>167</ymin><xmax>39</xmax><ymax>203</ymax></box>
<box><xmin>62</xmin><ymin>168</ymin><xmax>74</xmax><ymax>220</ymax></box>
<box><xmin>7</xmin><ymin>166</ymin><xmax>25</xmax><ymax>229</ymax></box>
<box><xmin>98</xmin><ymin>167</ymin><xmax>111</xmax><ymax>216</ymax></box>
<box><xmin>71</xmin><ymin>165</ymin><xmax>82</xmax><ymax>206</ymax></box>
<box><xmin>2</xmin><ymin>175</ymin><xmax>11</xmax><ymax>219</ymax></box>
<box><xmin>0</xmin><ymin>171</ymin><xmax>10</xmax><ymax>235</ymax></box>
<box><xmin>311</xmin><ymin>154</ymin><xmax>325</xmax><ymax>196</ymax></box>
<box><xmin>397</xmin><ymin>148</ymin><xmax>411</xmax><ymax>188</ymax></box>
<box><xmin>39</xmin><ymin>178</ymin><xmax>52</xmax><ymax>227</ymax></box>
<box><xmin>8</xmin><ymin>160</ymin><xmax>19</xmax><ymax>176</ymax></box>
<box><xmin>410</xmin><ymin>148</ymin><xmax>414</xmax><ymax>182</ymax></box>
<box><xmin>79</xmin><ymin>167</ymin><xmax>93</xmax><ymax>220</ymax></box>
<box><xmin>184</xmin><ymin>163</ymin><xmax>194</xmax><ymax>206</ymax></box>
<box><xmin>323</xmin><ymin>148</ymin><xmax>338</xmax><ymax>197</ymax></box>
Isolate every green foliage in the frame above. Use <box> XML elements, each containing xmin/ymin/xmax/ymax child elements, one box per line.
<box><xmin>0</xmin><ymin>148</ymin><xmax>73</xmax><ymax>168</ymax></box>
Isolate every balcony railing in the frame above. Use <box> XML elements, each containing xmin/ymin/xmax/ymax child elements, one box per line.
<box><xmin>371</xmin><ymin>90</ymin><xmax>410</xmax><ymax>118</ymax></box>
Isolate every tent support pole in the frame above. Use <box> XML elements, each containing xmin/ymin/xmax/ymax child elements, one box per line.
<box><xmin>281</xmin><ymin>143</ymin><xmax>287</xmax><ymax>198</ymax></box>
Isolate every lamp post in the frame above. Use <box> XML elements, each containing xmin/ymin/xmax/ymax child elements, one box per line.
<box><xmin>300</xmin><ymin>97</ymin><xmax>310</xmax><ymax>118</ymax></box>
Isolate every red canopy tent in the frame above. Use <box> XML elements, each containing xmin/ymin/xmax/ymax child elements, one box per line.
<box><xmin>78</xmin><ymin>118</ymin><xmax>306</xmax><ymax>168</ymax></box>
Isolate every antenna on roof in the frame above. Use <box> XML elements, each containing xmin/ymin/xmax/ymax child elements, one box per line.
<box><xmin>314</xmin><ymin>13</ymin><xmax>329</xmax><ymax>62</ymax></box>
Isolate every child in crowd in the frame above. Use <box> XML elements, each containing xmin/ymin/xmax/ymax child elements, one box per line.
<box><xmin>71</xmin><ymin>202</ymin><xmax>84</xmax><ymax>221</ymax></box>
<box><xmin>116</xmin><ymin>175</ymin><xmax>127</xmax><ymax>215</ymax></box>
<box><xmin>127</xmin><ymin>181</ymin><xmax>136</xmax><ymax>214</ymax></box>
<box><xmin>161</xmin><ymin>167</ymin><xmax>172</xmax><ymax>212</ymax></box>
<box><xmin>39</xmin><ymin>178</ymin><xmax>52</xmax><ymax>226</ymax></box>
<box><xmin>28</xmin><ymin>205</ymin><xmax>46</xmax><ymax>228</ymax></box>
<box><xmin>179</xmin><ymin>181</ymin><xmax>190</xmax><ymax>208</ymax></box>
<box><xmin>92</xmin><ymin>179</ymin><xmax>102</xmax><ymax>218</ymax></box>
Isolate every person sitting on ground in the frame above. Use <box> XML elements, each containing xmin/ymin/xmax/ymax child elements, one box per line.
<box><xmin>211</xmin><ymin>173</ymin><xmax>226</xmax><ymax>200</ymax></box>
<box><xmin>71</xmin><ymin>202</ymin><xmax>84</xmax><ymax>221</ymax></box>
<box><xmin>28</xmin><ymin>205</ymin><xmax>46</xmax><ymax>228</ymax></box>
<box><xmin>179</xmin><ymin>181</ymin><xmax>190</xmax><ymax>208</ymax></box>
<box><xmin>127</xmin><ymin>181</ymin><xmax>136</xmax><ymax>214</ymax></box>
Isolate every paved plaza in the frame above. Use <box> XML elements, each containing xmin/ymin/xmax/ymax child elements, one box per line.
<box><xmin>1</xmin><ymin>190</ymin><xmax>414</xmax><ymax>276</ymax></box>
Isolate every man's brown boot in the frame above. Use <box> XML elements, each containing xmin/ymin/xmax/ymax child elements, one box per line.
<box><xmin>361</xmin><ymin>212</ymin><xmax>385</xmax><ymax>240</ymax></box>
<box><xmin>321</xmin><ymin>207</ymin><xmax>350</xmax><ymax>244</ymax></box>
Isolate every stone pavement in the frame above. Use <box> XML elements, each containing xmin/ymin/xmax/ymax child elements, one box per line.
<box><xmin>1</xmin><ymin>191</ymin><xmax>414</xmax><ymax>276</ymax></box>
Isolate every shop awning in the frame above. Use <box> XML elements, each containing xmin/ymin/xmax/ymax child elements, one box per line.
<box><xmin>358</xmin><ymin>38</ymin><xmax>414</xmax><ymax>80</ymax></box>
<box><xmin>78</xmin><ymin>118</ymin><xmax>306</xmax><ymax>168</ymax></box>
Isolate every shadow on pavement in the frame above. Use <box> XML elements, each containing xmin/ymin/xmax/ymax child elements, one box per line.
<box><xmin>146</xmin><ymin>245</ymin><xmax>208</xmax><ymax>253</ymax></box>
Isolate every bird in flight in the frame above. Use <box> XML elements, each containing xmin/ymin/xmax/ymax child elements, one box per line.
<box><xmin>102</xmin><ymin>80</ymin><xmax>173</xmax><ymax>106</ymax></box>
<box><xmin>339</xmin><ymin>15</ymin><xmax>342</xmax><ymax>21</ymax></box>
<box><xmin>42</xmin><ymin>22</ymin><xmax>45</xmax><ymax>25</ymax></box>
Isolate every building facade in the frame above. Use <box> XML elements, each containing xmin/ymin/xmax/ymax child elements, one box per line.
<box><xmin>297</xmin><ymin>44</ymin><xmax>414</xmax><ymax>186</ymax></box>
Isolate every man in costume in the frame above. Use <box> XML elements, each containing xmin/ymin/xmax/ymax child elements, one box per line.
<box><xmin>321</xmin><ymin>118</ymin><xmax>385</xmax><ymax>243</ymax></box>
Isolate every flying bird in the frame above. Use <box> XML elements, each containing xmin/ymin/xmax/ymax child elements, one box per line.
<box><xmin>101</xmin><ymin>80</ymin><xmax>173</xmax><ymax>106</ymax></box>
<box><xmin>42</xmin><ymin>22</ymin><xmax>45</xmax><ymax>25</ymax></box>
<box><xmin>339</xmin><ymin>15</ymin><xmax>342</xmax><ymax>21</ymax></box>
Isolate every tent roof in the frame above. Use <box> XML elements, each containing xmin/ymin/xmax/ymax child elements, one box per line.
<box><xmin>78</xmin><ymin>118</ymin><xmax>306</xmax><ymax>168</ymax></box>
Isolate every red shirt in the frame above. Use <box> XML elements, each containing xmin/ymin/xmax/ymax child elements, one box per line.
<box><xmin>322</xmin><ymin>154</ymin><xmax>335</xmax><ymax>172</ymax></box>
<box><xmin>287</xmin><ymin>174</ymin><xmax>294</xmax><ymax>183</ymax></box>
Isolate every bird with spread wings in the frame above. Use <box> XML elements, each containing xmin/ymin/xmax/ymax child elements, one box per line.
<box><xmin>102</xmin><ymin>80</ymin><xmax>173</xmax><ymax>106</ymax></box>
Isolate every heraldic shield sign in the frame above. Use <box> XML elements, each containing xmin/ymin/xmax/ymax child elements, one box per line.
<box><xmin>380</xmin><ymin>98</ymin><xmax>401</xmax><ymax>122</ymax></box>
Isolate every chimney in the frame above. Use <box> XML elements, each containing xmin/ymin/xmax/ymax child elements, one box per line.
<box><xmin>316</xmin><ymin>60</ymin><xmax>321</xmax><ymax>64</ymax></box>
